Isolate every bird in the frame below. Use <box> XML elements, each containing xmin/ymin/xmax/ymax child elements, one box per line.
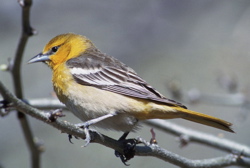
<box><xmin>28</xmin><ymin>33</ymin><xmax>233</xmax><ymax>146</ymax></box>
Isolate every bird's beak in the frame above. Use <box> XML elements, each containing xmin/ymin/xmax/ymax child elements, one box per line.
<box><xmin>28</xmin><ymin>52</ymin><xmax>50</xmax><ymax>64</ymax></box>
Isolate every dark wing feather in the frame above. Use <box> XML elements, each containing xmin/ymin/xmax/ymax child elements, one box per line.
<box><xmin>67</xmin><ymin>49</ymin><xmax>187</xmax><ymax>108</ymax></box>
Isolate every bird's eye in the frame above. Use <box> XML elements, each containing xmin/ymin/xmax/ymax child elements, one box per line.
<box><xmin>51</xmin><ymin>46</ymin><xmax>59</xmax><ymax>53</ymax></box>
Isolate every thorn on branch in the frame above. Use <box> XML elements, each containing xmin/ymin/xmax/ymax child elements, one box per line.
<box><xmin>48</xmin><ymin>109</ymin><xmax>65</xmax><ymax>122</ymax></box>
<box><xmin>150</xmin><ymin>128</ymin><xmax>158</xmax><ymax>144</ymax></box>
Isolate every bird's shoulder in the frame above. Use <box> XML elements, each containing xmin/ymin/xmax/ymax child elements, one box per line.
<box><xmin>66</xmin><ymin>47</ymin><xmax>134</xmax><ymax>73</ymax></box>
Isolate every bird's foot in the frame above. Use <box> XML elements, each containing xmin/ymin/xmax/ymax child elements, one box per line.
<box><xmin>75</xmin><ymin>122</ymin><xmax>97</xmax><ymax>147</ymax></box>
<box><xmin>74</xmin><ymin>113</ymin><xmax>116</xmax><ymax>146</ymax></box>
<box><xmin>115</xmin><ymin>138</ymin><xmax>137</xmax><ymax>166</ymax></box>
<box><xmin>114</xmin><ymin>132</ymin><xmax>138</xmax><ymax>166</ymax></box>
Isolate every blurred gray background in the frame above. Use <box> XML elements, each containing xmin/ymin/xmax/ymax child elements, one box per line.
<box><xmin>1</xmin><ymin>0</ymin><xmax>250</xmax><ymax>168</ymax></box>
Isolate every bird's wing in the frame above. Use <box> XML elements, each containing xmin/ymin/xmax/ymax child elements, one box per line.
<box><xmin>66</xmin><ymin>51</ymin><xmax>186</xmax><ymax>108</ymax></box>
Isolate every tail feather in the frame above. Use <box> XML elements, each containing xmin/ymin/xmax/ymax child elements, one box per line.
<box><xmin>134</xmin><ymin>102</ymin><xmax>234</xmax><ymax>133</ymax></box>
<box><xmin>176</xmin><ymin>107</ymin><xmax>234</xmax><ymax>133</ymax></box>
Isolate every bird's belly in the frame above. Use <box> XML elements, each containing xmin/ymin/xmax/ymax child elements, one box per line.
<box><xmin>65</xmin><ymin>99</ymin><xmax>139</xmax><ymax>132</ymax></box>
<box><xmin>59</xmin><ymin>84</ymin><xmax>140</xmax><ymax>132</ymax></box>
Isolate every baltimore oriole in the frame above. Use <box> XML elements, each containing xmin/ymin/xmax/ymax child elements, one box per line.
<box><xmin>28</xmin><ymin>33</ymin><xmax>233</xmax><ymax>145</ymax></box>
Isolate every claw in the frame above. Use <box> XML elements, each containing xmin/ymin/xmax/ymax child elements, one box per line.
<box><xmin>68</xmin><ymin>134</ymin><xmax>80</xmax><ymax>144</ymax></box>
<box><xmin>68</xmin><ymin>134</ymin><xmax>74</xmax><ymax>144</ymax></box>
<box><xmin>115</xmin><ymin>151</ymin><xmax>130</xmax><ymax>166</ymax></box>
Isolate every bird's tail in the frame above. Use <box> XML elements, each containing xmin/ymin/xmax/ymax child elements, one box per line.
<box><xmin>172</xmin><ymin>107</ymin><xmax>234</xmax><ymax>133</ymax></box>
<box><xmin>139</xmin><ymin>105</ymin><xmax>234</xmax><ymax>133</ymax></box>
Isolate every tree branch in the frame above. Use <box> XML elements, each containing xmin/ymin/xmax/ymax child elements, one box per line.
<box><xmin>145</xmin><ymin>120</ymin><xmax>250</xmax><ymax>157</ymax></box>
<box><xmin>136</xmin><ymin>140</ymin><xmax>241</xmax><ymax>168</ymax></box>
<box><xmin>1</xmin><ymin>81</ymin><xmax>249</xmax><ymax>167</ymax></box>
<box><xmin>8</xmin><ymin>0</ymin><xmax>40</xmax><ymax>168</ymax></box>
<box><xmin>12</xmin><ymin>0</ymin><xmax>36</xmax><ymax>97</ymax></box>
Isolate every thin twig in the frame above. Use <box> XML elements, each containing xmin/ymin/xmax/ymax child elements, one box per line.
<box><xmin>145</xmin><ymin>119</ymin><xmax>250</xmax><ymax>157</ymax></box>
<box><xmin>136</xmin><ymin>139</ymin><xmax>239</xmax><ymax>168</ymax></box>
<box><xmin>12</xmin><ymin>0</ymin><xmax>36</xmax><ymax>97</ymax></box>
<box><xmin>9</xmin><ymin>0</ymin><xmax>40</xmax><ymax>168</ymax></box>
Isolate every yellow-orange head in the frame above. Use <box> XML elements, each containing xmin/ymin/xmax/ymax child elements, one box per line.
<box><xmin>28</xmin><ymin>33</ymin><xmax>94</xmax><ymax>69</ymax></box>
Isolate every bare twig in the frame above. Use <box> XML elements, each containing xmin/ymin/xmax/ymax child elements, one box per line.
<box><xmin>1</xmin><ymin>82</ymin><xmax>249</xmax><ymax>167</ymax></box>
<box><xmin>136</xmin><ymin>138</ymin><xmax>240</xmax><ymax>168</ymax></box>
<box><xmin>145</xmin><ymin>119</ymin><xmax>250</xmax><ymax>157</ymax></box>
<box><xmin>8</xmin><ymin>0</ymin><xmax>40</xmax><ymax>168</ymax></box>
<box><xmin>11</xmin><ymin>0</ymin><xmax>36</xmax><ymax>97</ymax></box>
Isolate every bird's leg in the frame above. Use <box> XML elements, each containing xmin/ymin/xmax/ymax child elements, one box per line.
<box><xmin>115</xmin><ymin>132</ymin><xmax>137</xmax><ymax>166</ymax></box>
<box><xmin>75</xmin><ymin>113</ymin><xmax>117</xmax><ymax>146</ymax></box>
